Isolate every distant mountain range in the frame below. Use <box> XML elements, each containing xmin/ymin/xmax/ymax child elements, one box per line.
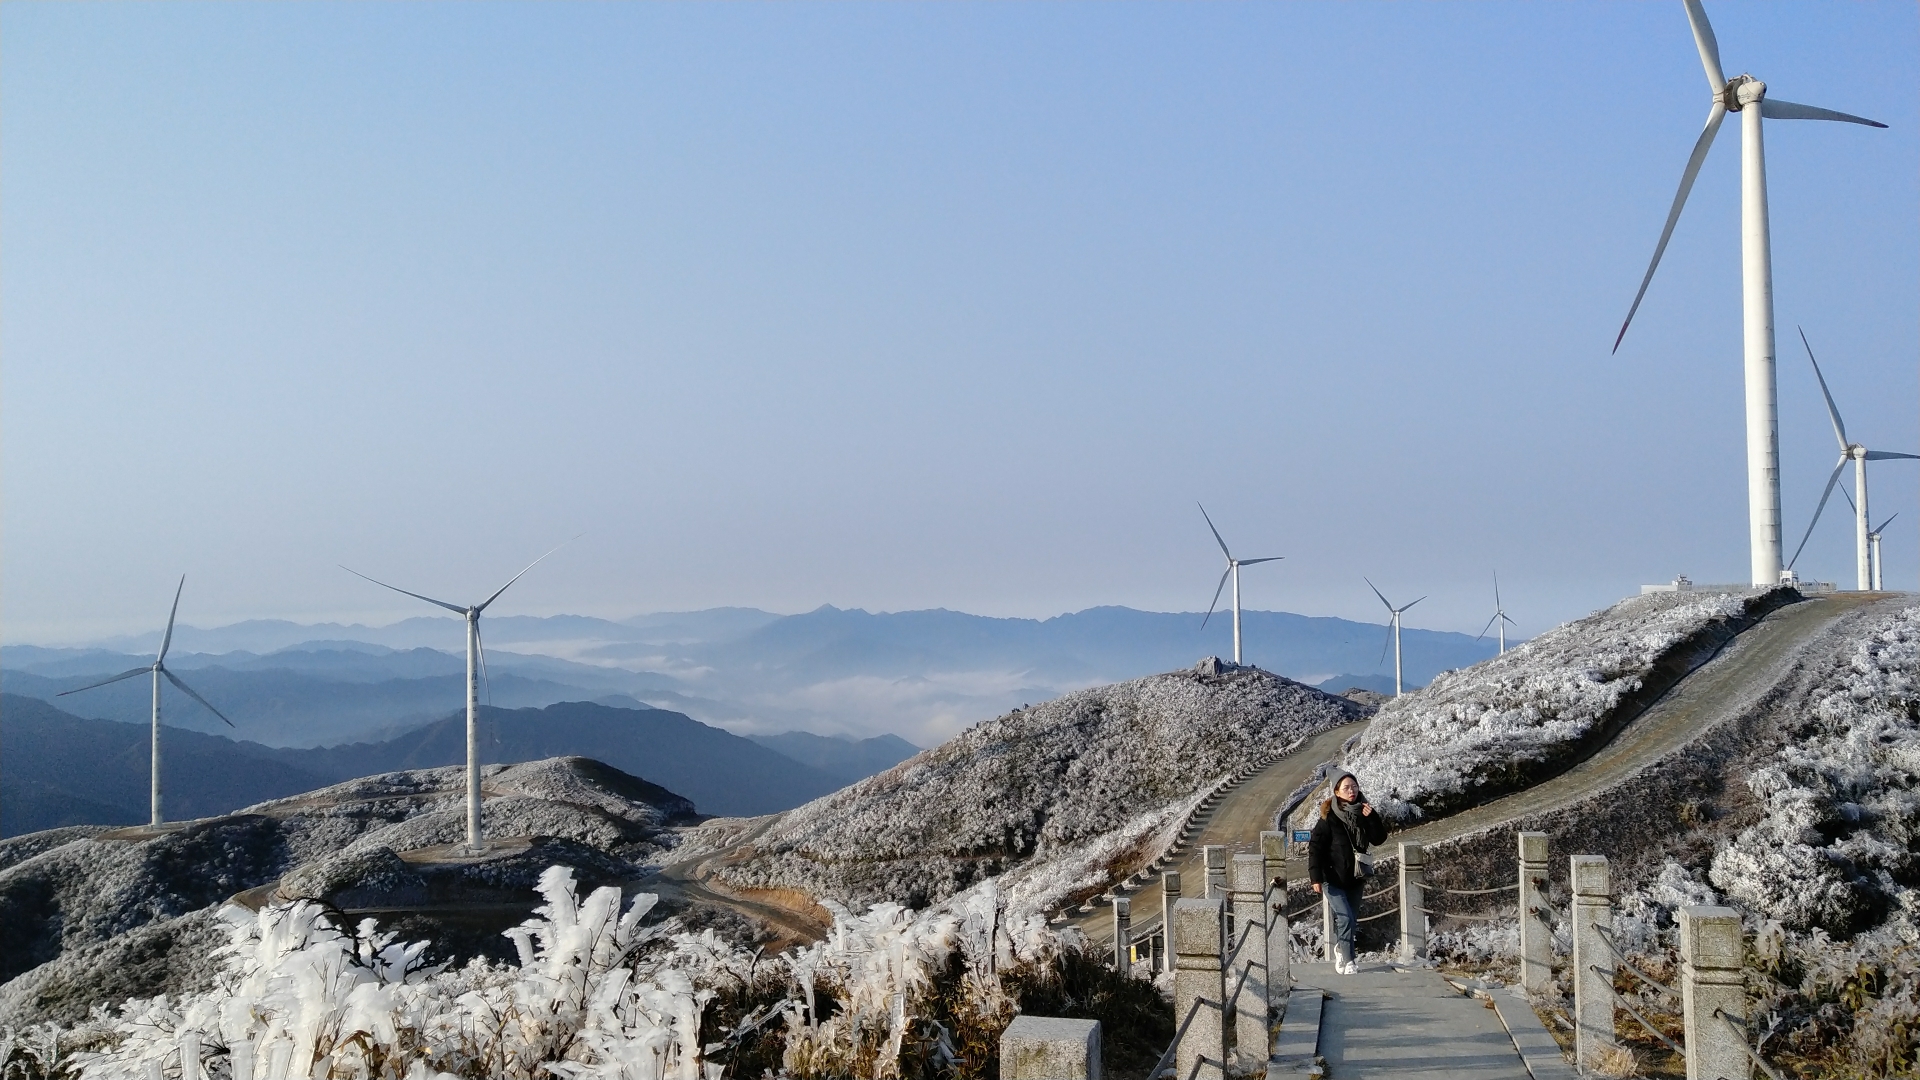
<box><xmin>0</xmin><ymin>693</ymin><xmax>919</xmax><ymax>837</ymax></box>
<box><xmin>4</xmin><ymin>605</ymin><xmax>1495</xmax><ymax>745</ymax></box>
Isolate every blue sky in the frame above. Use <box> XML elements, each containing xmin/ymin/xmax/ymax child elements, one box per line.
<box><xmin>4</xmin><ymin>1</ymin><xmax>1917</xmax><ymax>643</ymax></box>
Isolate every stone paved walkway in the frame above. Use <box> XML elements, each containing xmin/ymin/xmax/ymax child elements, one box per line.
<box><xmin>1284</xmin><ymin>961</ymin><xmax>1541</xmax><ymax>1079</ymax></box>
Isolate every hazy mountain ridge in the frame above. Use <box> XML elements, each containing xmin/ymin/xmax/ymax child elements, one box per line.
<box><xmin>0</xmin><ymin>695</ymin><xmax>874</xmax><ymax>837</ymax></box>
<box><xmin>6</xmin><ymin>604</ymin><xmax>1498</xmax><ymax>746</ymax></box>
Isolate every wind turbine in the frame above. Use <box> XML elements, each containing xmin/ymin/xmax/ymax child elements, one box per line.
<box><xmin>1477</xmin><ymin>573</ymin><xmax>1516</xmax><ymax>655</ymax></box>
<box><xmin>1197</xmin><ymin>504</ymin><xmax>1281</xmax><ymax>666</ymax></box>
<box><xmin>1869</xmin><ymin>513</ymin><xmax>1897</xmax><ymax>591</ymax></box>
<box><xmin>1613</xmin><ymin>0</ymin><xmax>1885</xmax><ymax>588</ymax></box>
<box><xmin>1786</xmin><ymin>329</ymin><xmax>1920</xmax><ymax>590</ymax></box>
<box><xmin>1366</xmin><ymin>579</ymin><xmax>1424</xmax><ymax>698</ymax></box>
<box><xmin>57</xmin><ymin>576</ymin><xmax>234</xmax><ymax>828</ymax></box>
<box><xmin>343</xmin><ymin>543</ymin><xmax>570</xmax><ymax>853</ymax></box>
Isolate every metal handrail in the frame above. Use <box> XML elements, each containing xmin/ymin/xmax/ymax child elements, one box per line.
<box><xmin>1437</xmin><ymin>882</ymin><xmax>1520</xmax><ymax>896</ymax></box>
<box><xmin>1356</xmin><ymin>908</ymin><xmax>1400</xmax><ymax>924</ymax></box>
<box><xmin>1148</xmin><ymin>995</ymin><xmax>1211</xmax><ymax>1080</ymax></box>
<box><xmin>1412</xmin><ymin>906</ymin><xmax>1505</xmax><ymax>921</ymax></box>
<box><xmin>1603</xmin><ymin>982</ymin><xmax>1687</xmax><ymax>1058</ymax></box>
<box><xmin>1361</xmin><ymin>882</ymin><xmax>1399</xmax><ymax>902</ymax></box>
<box><xmin>1715</xmin><ymin>1011</ymin><xmax>1787</xmax><ymax>1080</ymax></box>
<box><xmin>1591</xmin><ymin>926</ymin><xmax>1680</xmax><ymax>998</ymax></box>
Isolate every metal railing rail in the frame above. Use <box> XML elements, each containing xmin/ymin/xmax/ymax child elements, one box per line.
<box><xmin>1597</xmin><ymin>976</ymin><xmax>1687</xmax><ymax>1059</ymax></box>
<box><xmin>1436</xmin><ymin>882</ymin><xmax>1519</xmax><ymax>896</ymax></box>
<box><xmin>1715</xmin><ymin>1010</ymin><xmax>1787</xmax><ymax>1080</ymax></box>
<box><xmin>1148</xmin><ymin>961</ymin><xmax>1254</xmax><ymax>1080</ymax></box>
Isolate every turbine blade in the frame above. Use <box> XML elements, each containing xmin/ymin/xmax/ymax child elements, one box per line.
<box><xmin>1377</xmin><ymin>624</ymin><xmax>1392</xmax><ymax>668</ymax></box>
<box><xmin>340</xmin><ymin>566</ymin><xmax>466</xmax><ymax>614</ymax></box>
<box><xmin>1680</xmin><ymin>0</ymin><xmax>1726</xmax><ymax>93</ymax></box>
<box><xmin>1759</xmin><ymin>98</ymin><xmax>1887</xmax><ymax>128</ymax></box>
<box><xmin>1873</xmin><ymin>512</ymin><xmax>1899</xmax><ymax>534</ymax></box>
<box><xmin>162</xmin><ymin>668</ymin><xmax>234</xmax><ymax>727</ymax></box>
<box><xmin>1840</xmin><ymin>482</ymin><xmax>1857</xmax><ymax>515</ymax></box>
<box><xmin>1501</xmin><ymin>612</ymin><xmax>1518</xmax><ymax>626</ymax></box>
<box><xmin>1401</xmin><ymin>596</ymin><xmax>1427</xmax><ymax>613</ymax></box>
<box><xmin>1238</xmin><ymin>557</ymin><xmax>1283</xmax><ymax>566</ymax></box>
<box><xmin>1789</xmin><ymin>458</ymin><xmax>1851</xmax><ymax>569</ymax></box>
<box><xmin>1197</xmin><ymin>503</ymin><xmax>1232</xmax><ymax>560</ymax></box>
<box><xmin>1800</xmin><ymin>327</ymin><xmax>1849</xmax><ymax>451</ymax></box>
<box><xmin>1364</xmin><ymin>577</ymin><xmax>1393</xmax><ymax>611</ymax></box>
<box><xmin>1493</xmin><ymin>570</ymin><xmax>1501</xmax><ymax>609</ymax></box>
<box><xmin>1201</xmin><ymin>567</ymin><xmax>1232</xmax><ymax>629</ymax></box>
<box><xmin>1864</xmin><ymin>451</ymin><xmax>1920</xmax><ymax>461</ymax></box>
<box><xmin>478</xmin><ymin>536</ymin><xmax>579</xmax><ymax>613</ymax></box>
<box><xmin>56</xmin><ymin>665</ymin><xmax>153</xmax><ymax>696</ymax></box>
<box><xmin>1614</xmin><ymin>102</ymin><xmax>1728</xmax><ymax>353</ymax></box>
<box><xmin>1477</xmin><ymin>611</ymin><xmax>1499</xmax><ymax>641</ymax></box>
<box><xmin>159</xmin><ymin>576</ymin><xmax>186</xmax><ymax>662</ymax></box>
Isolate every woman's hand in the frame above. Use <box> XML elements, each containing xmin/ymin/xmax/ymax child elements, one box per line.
<box><xmin>1360</xmin><ymin>802</ymin><xmax>1373</xmax><ymax>816</ymax></box>
<box><xmin>1311</xmin><ymin>882</ymin><xmax>1322</xmax><ymax>894</ymax></box>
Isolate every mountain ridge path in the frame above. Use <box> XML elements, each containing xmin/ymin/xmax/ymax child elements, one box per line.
<box><xmin>1070</xmin><ymin>720</ymin><xmax>1364</xmax><ymax>946</ymax></box>
<box><xmin>1385</xmin><ymin>589</ymin><xmax>1896</xmax><ymax>851</ymax></box>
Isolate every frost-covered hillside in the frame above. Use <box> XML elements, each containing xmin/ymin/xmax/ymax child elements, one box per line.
<box><xmin>713</xmin><ymin>665</ymin><xmax>1366</xmax><ymax>914</ymax></box>
<box><xmin>1345</xmin><ymin>586</ymin><xmax>1793</xmax><ymax>822</ymax></box>
<box><xmin>0</xmin><ymin>758</ymin><xmax>695</xmax><ymax>1027</ymax></box>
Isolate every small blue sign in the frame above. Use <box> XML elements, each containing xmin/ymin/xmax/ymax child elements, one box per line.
<box><xmin>1292</xmin><ymin>830</ymin><xmax>1311</xmax><ymax>843</ymax></box>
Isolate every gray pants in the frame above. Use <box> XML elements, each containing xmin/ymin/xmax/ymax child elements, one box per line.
<box><xmin>1325</xmin><ymin>884</ymin><xmax>1359</xmax><ymax>965</ymax></box>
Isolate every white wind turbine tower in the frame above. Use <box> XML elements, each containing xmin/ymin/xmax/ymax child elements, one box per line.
<box><xmin>1868</xmin><ymin>513</ymin><xmax>1896</xmax><ymax>591</ymax></box>
<box><xmin>1366</xmin><ymin>579</ymin><xmax>1424</xmax><ymax>698</ymax></box>
<box><xmin>57</xmin><ymin>576</ymin><xmax>235</xmax><ymax>828</ymax></box>
<box><xmin>1477</xmin><ymin>572</ymin><xmax>1516</xmax><ymax>655</ymax></box>
<box><xmin>344</xmin><ymin>543</ymin><xmax>570</xmax><ymax>853</ymax></box>
<box><xmin>1614</xmin><ymin>0</ymin><xmax>1885</xmax><ymax>587</ymax></box>
<box><xmin>1786</xmin><ymin>329</ymin><xmax>1920</xmax><ymax>591</ymax></box>
<box><xmin>1197</xmin><ymin>503</ymin><xmax>1281</xmax><ymax>666</ymax></box>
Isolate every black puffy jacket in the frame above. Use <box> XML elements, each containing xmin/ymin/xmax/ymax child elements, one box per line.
<box><xmin>1307</xmin><ymin>797</ymin><xmax>1389</xmax><ymax>891</ymax></box>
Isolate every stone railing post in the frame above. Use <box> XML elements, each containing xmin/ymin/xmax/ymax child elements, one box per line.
<box><xmin>1399</xmin><ymin>841</ymin><xmax>1426</xmax><ymax>962</ymax></box>
<box><xmin>1681</xmin><ymin>905</ymin><xmax>1748</xmax><ymax>1080</ymax></box>
<box><xmin>1001</xmin><ymin>1016</ymin><xmax>1102</xmax><ymax>1080</ymax></box>
<box><xmin>1570</xmin><ymin>854</ymin><xmax>1615</xmax><ymax>1072</ymax></box>
<box><xmin>1160</xmin><ymin>871</ymin><xmax>1182</xmax><ymax>974</ymax></box>
<box><xmin>1112</xmin><ymin>897</ymin><xmax>1131</xmax><ymax>971</ymax></box>
<box><xmin>1518</xmin><ymin>831</ymin><xmax>1552</xmax><ymax>994</ymax></box>
<box><xmin>1261</xmin><ymin>830</ymin><xmax>1288</xmax><ymax>992</ymax></box>
<box><xmin>229</xmin><ymin>1038</ymin><xmax>255</xmax><ymax>1080</ymax></box>
<box><xmin>1172</xmin><ymin>898</ymin><xmax>1227</xmax><ymax>1080</ymax></box>
<box><xmin>1229</xmin><ymin>854</ymin><xmax>1268</xmax><ymax>1060</ymax></box>
<box><xmin>1204</xmin><ymin>845</ymin><xmax>1228</xmax><ymax>900</ymax></box>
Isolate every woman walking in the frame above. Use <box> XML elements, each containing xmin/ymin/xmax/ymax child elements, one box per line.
<box><xmin>1308</xmin><ymin>766</ymin><xmax>1388</xmax><ymax>974</ymax></box>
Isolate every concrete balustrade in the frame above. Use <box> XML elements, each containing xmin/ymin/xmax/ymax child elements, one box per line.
<box><xmin>1261</xmin><ymin>830</ymin><xmax>1288</xmax><ymax>992</ymax></box>
<box><xmin>1172</xmin><ymin>898</ymin><xmax>1227</xmax><ymax>1080</ymax></box>
<box><xmin>1160</xmin><ymin>871</ymin><xmax>1182</xmax><ymax>973</ymax></box>
<box><xmin>1322</xmin><ymin>888</ymin><xmax>1336</xmax><ymax>963</ymax></box>
<box><xmin>1203</xmin><ymin>845</ymin><xmax>1228</xmax><ymax>900</ymax></box>
<box><xmin>1570</xmin><ymin>854</ymin><xmax>1616</xmax><ymax>1072</ymax></box>
<box><xmin>1112</xmin><ymin>897</ymin><xmax>1131</xmax><ymax>970</ymax></box>
<box><xmin>1001</xmin><ymin>1016</ymin><xmax>1102</xmax><ymax>1080</ymax></box>
<box><xmin>1229</xmin><ymin>853</ymin><xmax>1268</xmax><ymax>1059</ymax></box>
<box><xmin>1518</xmin><ymin>831</ymin><xmax>1552</xmax><ymax>994</ymax></box>
<box><xmin>1398</xmin><ymin>840</ymin><xmax>1426</xmax><ymax>962</ymax></box>
<box><xmin>1681</xmin><ymin>905</ymin><xmax>1748</xmax><ymax>1080</ymax></box>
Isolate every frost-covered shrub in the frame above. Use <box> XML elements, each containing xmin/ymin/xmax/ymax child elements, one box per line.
<box><xmin>1346</xmin><ymin>588</ymin><xmax>1785</xmax><ymax>822</ymax></box>
<box><xmin>717</xmin><ymin>668</ymin><xmax>1362</xmax><ymax>912</ymax></box>
<box><xmin>16</xmin><ymin>867</ymin><xmax>1133</xmax><ymax>1080</ymax></box>
<box><xmin>1710</xmin><ymin>603</ymin><xmax>1920</xmax><ymax>935</ymax></box>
